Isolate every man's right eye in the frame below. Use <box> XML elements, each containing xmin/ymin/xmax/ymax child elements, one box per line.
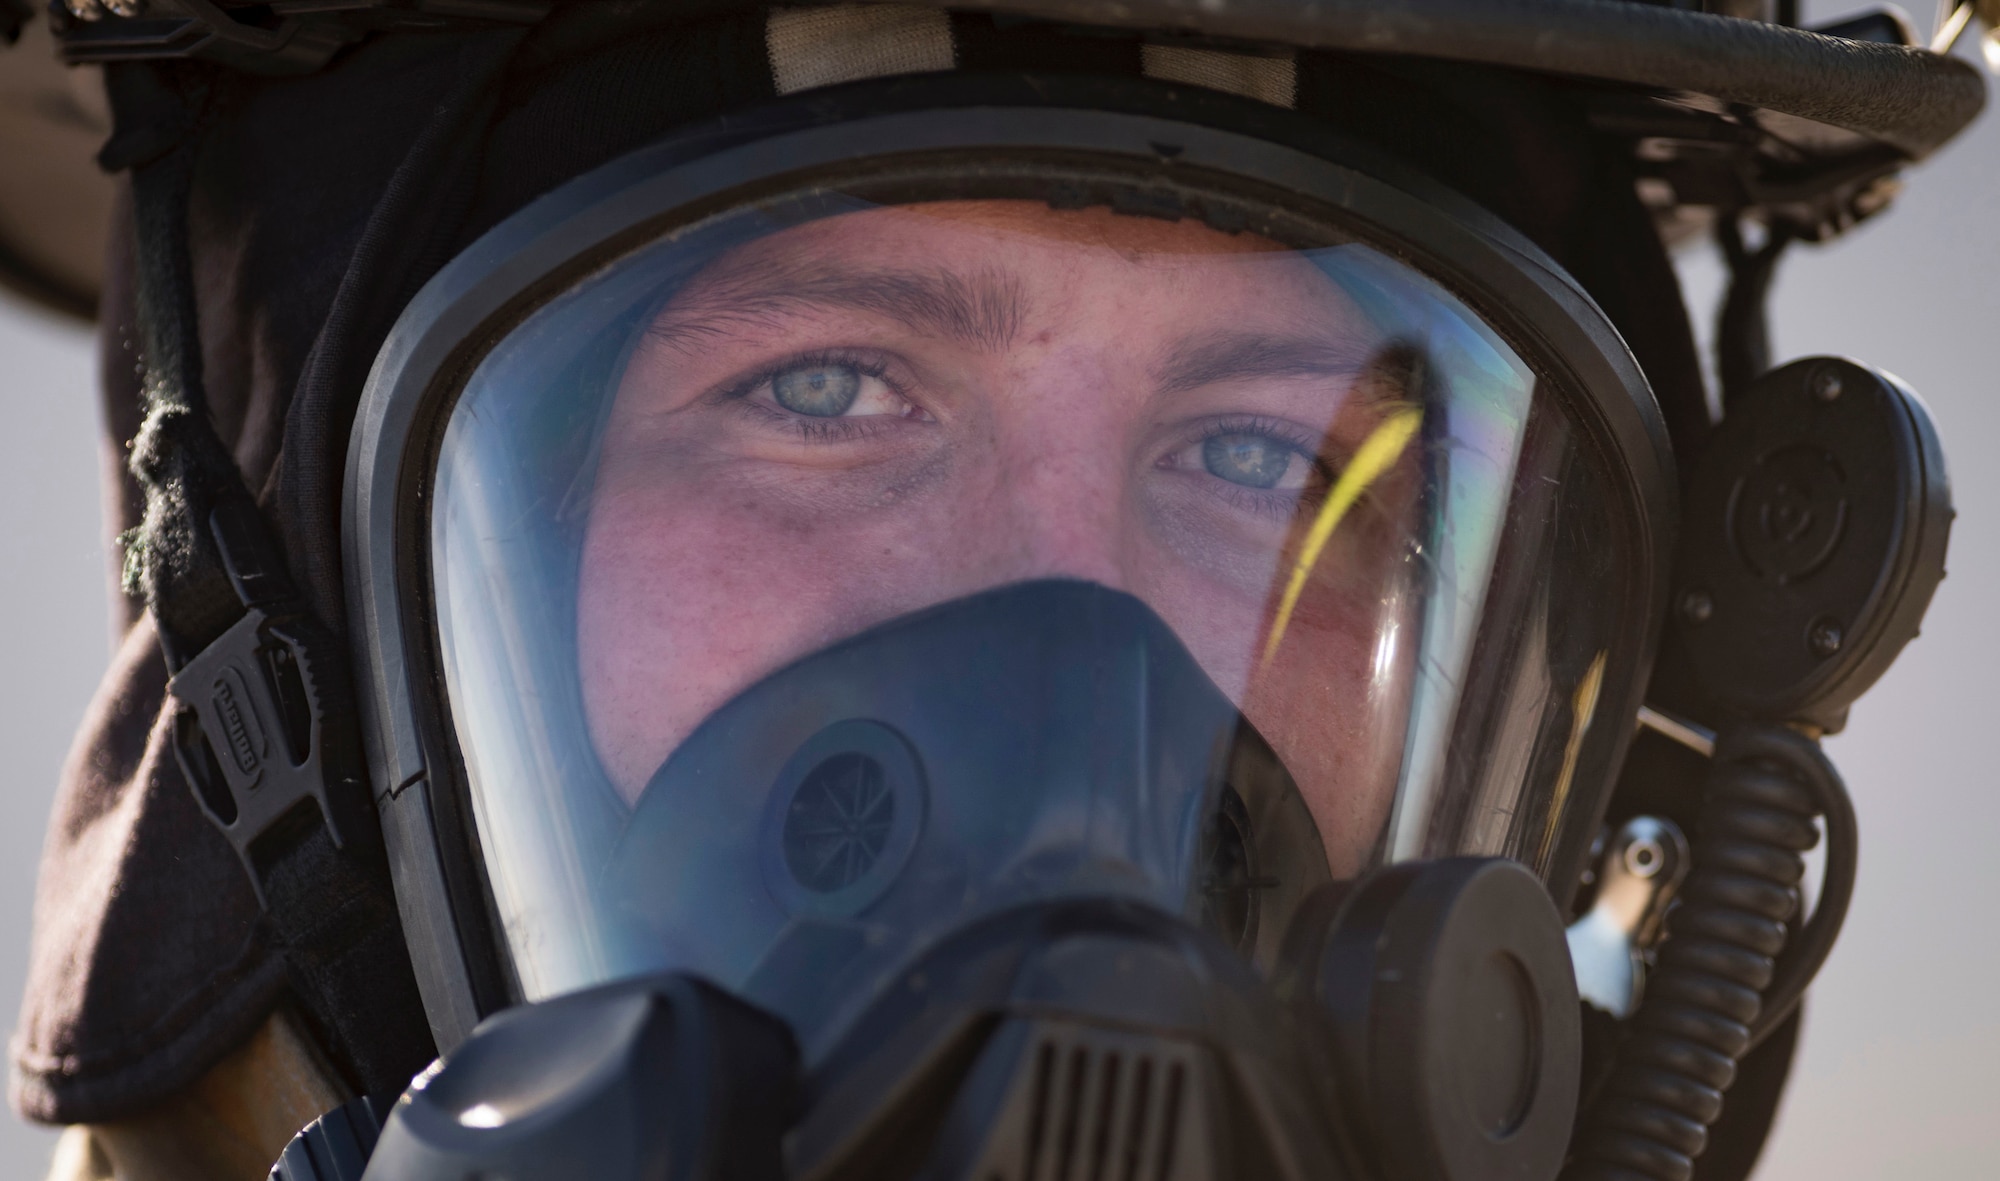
<box><xmin>756</xmin><ymin>359</ymin><xmax>926</xmax><ymax>422</ymax></box>
<box><xmin>772</xmin><ymin>363</ymin><xmax>864</xmax><ymax>416</ymax></box>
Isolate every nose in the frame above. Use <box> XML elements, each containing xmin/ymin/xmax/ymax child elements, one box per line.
<box><xmin>973</xmin><ymin>349</ymin><xmax>1137</xmax><ymax>593</ymax></box>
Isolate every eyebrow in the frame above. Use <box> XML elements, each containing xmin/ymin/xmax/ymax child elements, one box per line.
<box><xmin>1156</xmin><ymin>331</ymin><xmax>1386</xmax><ymax>395</ymax></box>
<box><xmin>647</xmin><ymin>257</ymin><xmax>1028</xmax><ymax>353</ymax></box>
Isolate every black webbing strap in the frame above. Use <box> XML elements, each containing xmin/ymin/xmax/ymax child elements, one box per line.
<box><xmin>1715</xmin><ymin>213</ymin><xmax>1795</xmax><ymax>410</ymax></box>
<box><xmin>104</xmin><ymin>61</ymin><xmax>435</xmax><ymax>1099</ymax></box>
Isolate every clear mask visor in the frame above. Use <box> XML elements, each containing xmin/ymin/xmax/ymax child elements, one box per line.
<box><xmin>427</xmin><ymin>183</ymin><xmax>1632</xmax><ymax>1057</ymax></box>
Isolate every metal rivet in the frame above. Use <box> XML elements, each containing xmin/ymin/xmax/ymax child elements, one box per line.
<box><xmin>1808</xmin><ymin>617</ymin><xmax>1844</xmax><ymax>658</ymax></box>
<box><xmin>1623</xmin><ymin>837</ymin><xmax>1664</xmax><ymax>879</ymax></box>
<box><xmin>105</xmin><ymin>0</ymin><xmax>145</xmax><ymax>15</ymax></box>
<box><xmin>1810</xmin><ymin>366</ymin><xmax>1844</xmax><ymax>403</ymax></box>
<box><xmin>1678</xmin><ymin>589</ymin><xmax>1714</xmax><ymax>625</ymax></box>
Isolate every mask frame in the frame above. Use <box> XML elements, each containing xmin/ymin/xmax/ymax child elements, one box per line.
<box><xmin>341</xmin><ymin>71</ymin><xmax>1677</xmax><ymax>1052</ymax></box>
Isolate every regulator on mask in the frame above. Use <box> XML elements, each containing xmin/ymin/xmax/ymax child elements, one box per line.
<box><xmin>338</xmin><ymin>582</ymin><xmax>1584</xmax><ymax>1181</ymax></box>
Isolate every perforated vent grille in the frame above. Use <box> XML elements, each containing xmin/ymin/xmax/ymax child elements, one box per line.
<box><xmin>966</xmin><ymin>1022</ymin><xmax>1215</xmax><ymax>1181</ymax></box>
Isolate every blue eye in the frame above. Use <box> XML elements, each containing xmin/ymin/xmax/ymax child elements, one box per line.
<box><xmin>772</xmin><ymin>364</ymin><xmax>862</xmax><ymax>416</ymax></box>
<box><xmin>1203</xmin><ymin>433</ymin><xmax>1300</xmax><ymax>489</ymax></box>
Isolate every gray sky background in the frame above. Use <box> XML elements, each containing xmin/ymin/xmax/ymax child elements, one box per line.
<box><xmin>0</xmin><ymin>7</ymin><xmax>1993</xmax><ymax>1178</ymax></box>
<box><xmin>0</xmin><ymin>292</ymin><xmax>105</xmax><ymax>1178</ymax></box>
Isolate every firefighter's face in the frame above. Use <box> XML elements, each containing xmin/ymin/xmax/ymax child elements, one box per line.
<box><xmin>578</xmin><ymin>201</ymin><xmax>1424</xmax><ymax>873</ymax></box>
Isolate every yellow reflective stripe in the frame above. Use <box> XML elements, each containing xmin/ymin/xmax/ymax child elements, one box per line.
<box><xmin>1261</xmin><ymin>404</ymin><xmax>1423</xmax><ymax>667</ymax></box>
<box><xmin>1539</xmin><ymin>648</ymin><xmax>1609</xmax><ymax>868</ymax></box>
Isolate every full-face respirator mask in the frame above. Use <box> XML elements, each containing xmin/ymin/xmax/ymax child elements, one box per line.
<box><xmin>90</xmin><ymin>13</ymin><xmax>1960</xmax><ymax>1180</ymax></box>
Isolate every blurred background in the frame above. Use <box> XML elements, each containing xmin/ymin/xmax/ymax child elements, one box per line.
<box><xmin>0</xmin><ymin>2</ymin><xmax>1993</xmax><ymax>1177</ymax></box>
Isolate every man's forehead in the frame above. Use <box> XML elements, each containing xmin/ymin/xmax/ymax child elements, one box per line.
<box><xmin>778</xmin><ymin>199</ymin><xmax>1292</xmax><ymax>254</ymax></box>
<box><xmin>652</xmin><ymin>200</ymin><xmax>1366</xmax><ymax>346</ymax></box>
<box><xmin>677</xmin><ymin>201</ymin><xmax>1320</xmax><ymax>294</ymax></box>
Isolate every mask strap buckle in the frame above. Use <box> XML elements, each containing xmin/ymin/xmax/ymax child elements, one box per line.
<box><xmin>168</xmin><ymin>499</ymin><xmax>372</xmax><ymax>906</ymax></box>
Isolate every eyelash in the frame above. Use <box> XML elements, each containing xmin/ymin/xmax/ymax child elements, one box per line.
<box><xmin>1195</xmin><ymin>414</ymin><xmax>1324</xmax><ymax>456</ymax></box>
<box><xmin>717</xmin><ymin>348</ymin><xmax>917</xmax><ymax>443</ymax></box>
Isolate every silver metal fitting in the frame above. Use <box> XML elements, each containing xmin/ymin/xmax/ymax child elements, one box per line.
<box><xmin>1568</xmin><ymin>815</ymin><xmax>1691</xmax><ymax>1018</ymax></box>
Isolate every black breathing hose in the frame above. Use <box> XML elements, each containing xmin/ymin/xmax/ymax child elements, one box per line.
<box><xmin>1562</xmin><ymin>723</ymin><xmax>1854</xmax><ymax>1181</ymax></box>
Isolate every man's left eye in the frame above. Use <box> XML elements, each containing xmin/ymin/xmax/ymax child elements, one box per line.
<box><xmin>1199</xmin><ymin>432</ymin><xmax>1314</xmax><ymax>491</ymax></box>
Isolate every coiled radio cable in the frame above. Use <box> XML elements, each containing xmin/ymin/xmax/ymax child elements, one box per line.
<box><xmin>1563</xmin><ymin>723</ymin><xmax>1855</xmax><ymax>1181</ymax></box>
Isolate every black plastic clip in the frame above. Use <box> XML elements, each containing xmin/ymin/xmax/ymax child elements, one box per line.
<box><xmin>167</xmin><ymin>499</ymin><xmax>371</xmax><ymax>904</ymax></box>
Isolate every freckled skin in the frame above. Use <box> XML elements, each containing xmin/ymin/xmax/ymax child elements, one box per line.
<box><xmin>578</xmin><ymin>201</ymin><xmax>1421</xmax><ymax>875</ymax></box>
